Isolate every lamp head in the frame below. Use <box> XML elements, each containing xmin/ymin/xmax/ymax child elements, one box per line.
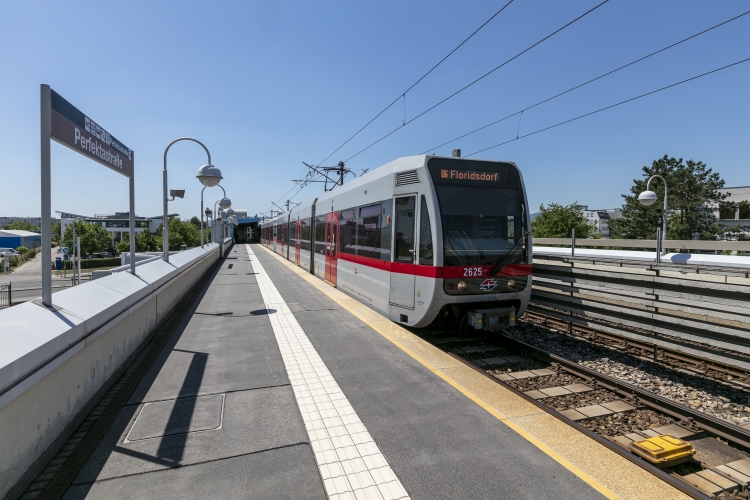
<box><xmin>196</xmin><ymin>164</ymin><xmax>223</xmax><ymax>187</ymax></box>
<box><xmin>226</xmin><ymin>208</ymin><xmax>235</xmax><ymax>216</ymax></box>
<box><xmin>218</xmin><ymin>197</ymin><xmax>232</xmax><ymax>209</ymax></box>
<box><xmin>638</xmin><ymin>190</ymin><xmax>658</xmax><ymax>206</ymax></box>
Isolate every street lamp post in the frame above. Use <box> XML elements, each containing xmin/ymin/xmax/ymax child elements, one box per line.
<box><xmin>163</xmin><ymin>138</ymin><xmax>213</xmax><ymax>263</ymax></box>
<box><xmin>224</xmin><ymin>208</ymin><xmax>236</xmax><ymax>241</ymax></box>
<box><xmin>197</xmin><ymin>164</ymin><xmax>224</xmax><ymax>248</ymax></box>
<box><xmin>205</xmin><ymin>194</ymin><xmax>230</xmax><ymax>247</ymax></box>
<box><xmin>638</xmin><ymin>175</ymin><xmax>668</xmax><ymax>255</ymax></box>
<box><xmin>213</xmin><ymin>199</ymin><xmax>232</xmax><ymax>242</ymax></box>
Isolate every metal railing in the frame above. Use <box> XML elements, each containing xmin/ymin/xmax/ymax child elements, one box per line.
<box><xmin>529</xmin><ymin>255</ymin><xmax>750</xmax><ymax>371</ymax></box>
<box><xmin>533</xmin><ymin>238</ymin><xmax>750</xmax><ymax>252</ymax></box>
<box><xmin>0</xmin><ymin>277</ymin><xmax>92</xmax><ymax>308</ymax></box>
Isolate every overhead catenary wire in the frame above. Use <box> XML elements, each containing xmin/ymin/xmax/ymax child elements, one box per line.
<box><xmin>315</xmin><ymin>0</ymin><xmax>515</xmax><ymax>168</ymax></box>
<box><xmin>343</xmin><ymin>0</ymin><xmax>611</xmax><ymax>163</ymax></box>
<box><xmin>420</xmin><ymin>9</ymin><xmax>750</xmax><ymax>154</ymax></box>
<box><xmin>265</xmin><ymin>4</ymin><xmax>517</xmax><ymax>219</ymax></box>
<box><xmin>463</xmin><ymin>56</ymin><xmax>750</xmax><ymax>157</ymax></box>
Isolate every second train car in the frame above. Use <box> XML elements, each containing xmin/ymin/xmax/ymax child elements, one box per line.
<box><xmin>260</xmin><ymin>154</ymin><xmax>532</xmax><ymax>330</ymax></box>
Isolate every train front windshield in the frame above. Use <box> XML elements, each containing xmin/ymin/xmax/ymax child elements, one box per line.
<box><xmin>428</xmin><ymin>158</ymin><xmax>527</xmax><ymax>268</ymax></box>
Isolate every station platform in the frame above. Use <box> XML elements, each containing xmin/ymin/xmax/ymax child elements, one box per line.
<box><xmin>52</xmin><ymin>244</ymin><xmax>688</xmax><ymax>499</ymax></box>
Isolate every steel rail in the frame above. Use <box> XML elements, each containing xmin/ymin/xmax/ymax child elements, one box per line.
<box><xmin>499</xmin><ymin>333</ymin><xmax>750</xmax><ymax>451</ymax></box>
<box><xmin>524</xmin><ymin>310</ymin><xmax>750</xmax><ymax>382</ymax></box>
<box><xmin>442</xmin><ymin>349</ymin><xmax>708</xmax><ymax>499</ymax></box>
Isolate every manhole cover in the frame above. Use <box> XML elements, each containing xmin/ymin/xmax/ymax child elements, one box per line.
<box><xmin>125</xmin><ymin>393</ymin><xmax>224</xmax><ymax>442</ymax></box>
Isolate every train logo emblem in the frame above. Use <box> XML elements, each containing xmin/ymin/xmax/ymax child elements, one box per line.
<box><xmin>353</xmin><ymin>267</ymin><xmax>358</xmax><ymax>275</ymax></box>
<box><xmin>479</xmin><ymin>279</ymin><xmax>498</xmax><ymax>291</ymax></box>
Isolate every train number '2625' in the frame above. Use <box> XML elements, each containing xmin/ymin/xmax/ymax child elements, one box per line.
<box><xmin>463</xmin><ymin>267</ymin><xmax>483</xmax><ymax>277</ymax></box>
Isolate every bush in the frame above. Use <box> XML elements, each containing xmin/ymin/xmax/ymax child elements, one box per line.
<box><xmin>58</xmin><ymin>257</ymin><xmax>121</xmax><ymax>270</ymax></box>
<box><xmin>27</xmin><ymin>249</ymin><xmax>36</xmax><ymax>259</ymax></box>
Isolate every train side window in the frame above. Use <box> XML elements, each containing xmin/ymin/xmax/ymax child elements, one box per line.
<box><xmin>315</xmin><ymin>215</ymin><xmax>326</xmax><ymax>254</ymax></box>
<box><xmin>393</xmin><ymin>196</ymin><xmax>416</xmax><ymax>263</ymax></box>
<box><xmin>357</xmin><ymin>203</ymin><xmax>381</xmax><ymax>259</ymax></box>
<box><xmin>419</xmin><ymin>195</ymin><xmax>433</xmax><ymax>265</ymax></box>
<box><xmin>301</xmin><ymin>218</ymin><xmax>311</xmax><ymax>250</ymax></box>
<box><xmin>339</xmin><ymin>209</ymin><xmax>357</xmax><ymax>255</ymax></box>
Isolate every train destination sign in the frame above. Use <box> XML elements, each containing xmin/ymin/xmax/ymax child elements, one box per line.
<box><xmin>50</xmin><ymin>90</ymin><xmax>134</xmax><ymax>178</ymax></box>
<box><xmin>439</xmin><ymin>169</ymin><xmax>500</xmax><ymax>182</ymax></box>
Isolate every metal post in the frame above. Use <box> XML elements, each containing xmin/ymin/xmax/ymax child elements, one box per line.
<box><xmin>77</xmin><ymin>236</ymin><xmax>81</xmax><ymax>285</ymax></box>
<box><xmin>571</xmin><ymin>228</ymin><xmax>576</xmax><ymax>258</ymax></box>
<box><xmin>656</xmin><ymin>228</ymin><xmax>662</xmax><ymax>264</ymax></box>
<box><xmin>645</xmin><ymin>175</ymin><xmax>668</xmax><ymax>255</ymax></box>
<box><xmin>40</xmin><ymin>84</ymin><xmax>52</xmax><ymax>306</ymax></box>
<box><xmin>201</xmin><ymin>186</ymin><xmax>206</xmax><ymax>248</ymax></box>
<box><xmin>129</xmin><ymin>176</ymin><xmax>136</xmax><ymax>275</ymax></box>
<box><xmin>163</xmin><ymin>167</ymin><xmax>169</xmax><ymax>262</ymax></box>
<box><xmin>72</xmin><ymin>222</ymin><xmax>77</xmax><ymax>285</ymax></box>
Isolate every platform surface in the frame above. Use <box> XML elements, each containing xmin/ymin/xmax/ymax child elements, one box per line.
<box><xmin>62</xmin><ymin>244</ymin><xmax>689</xmax><ymax>499</ymax></box>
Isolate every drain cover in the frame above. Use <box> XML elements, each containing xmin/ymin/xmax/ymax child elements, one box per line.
<box><xmin>126</xmin><ymin>393</ymin><xmax>224</xmax><ymax>442</ymax></box>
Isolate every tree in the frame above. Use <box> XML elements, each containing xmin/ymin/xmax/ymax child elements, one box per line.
<box><xmin>16</xmin><ymin>246</ymin><xmax>30</xmax><ymax>260</ymax></box>
<box><xmin>152</xmin><ymin>218</ymin><xmax>200</xmax><ymax>251</ymax></box>
<box><xmin>62</xmin><ymin>221</ymin><xmax>112</xmax><ymax>255</ymax></box>
<box><xmin>115</xmin><ymin>230</ymin><xmax>161</xmax><ymax>253</ymax></box>
<box><xmin>3</xmin><ymin>220</ymin><xmax>39</xmax><ymax>231</ymax></box>
<box><xmin>532</xmin><ymin>202</ymin><xmax>598</xmax><ymax>238</ymax></box>
<box><xmin>608</xmin><ymin>155</ymin><xmax>728</xmax><ymax>240</ymax></box>
<box><xmin>189</xmin><ymin>216</ymin><xmax>202</xmax><ymax>229</ymax></box>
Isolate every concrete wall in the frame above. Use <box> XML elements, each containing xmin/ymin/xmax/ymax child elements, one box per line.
<box><xmin>0</xmin><ymin>243</ymin><xmax>223</xmax><ymax>498</ymax></box>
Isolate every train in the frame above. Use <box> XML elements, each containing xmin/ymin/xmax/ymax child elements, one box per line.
<box><xmin>260</xmin><ymin>154</ymin><xmax>532</xmax><ymax>330</ymax></box>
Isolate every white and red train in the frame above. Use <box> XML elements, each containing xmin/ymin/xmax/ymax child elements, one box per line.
<box><xmin>260</xmin><ymin>155</ymin><xmax>532</xmax><ymax>330</ymax></box>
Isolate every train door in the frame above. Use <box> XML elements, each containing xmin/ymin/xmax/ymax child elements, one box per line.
<box><xmin>295</xmin><ymin>220</ymin><xmax>301</xmax><ymax>265</ymax></box>
<box><xmin>389</xmin><ymin>195</ymin><xmax>416</xmax><ymax>309</ymax></box>
<box><xmin>324</xmin><ymin>212</ymin><xmax>338</xmax><ymax>285</ymax></box>
<box><xmin>280</xmin><ymin>223</ymin><xmax>285</xmax><ymax>256</ymax></box>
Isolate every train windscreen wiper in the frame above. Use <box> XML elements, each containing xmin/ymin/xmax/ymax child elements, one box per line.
<box><xmin>488</xmin><ymin>230</ymin><xmax>528</xmax><ymax>276</ymax></box>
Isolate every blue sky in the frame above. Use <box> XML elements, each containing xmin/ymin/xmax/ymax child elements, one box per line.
<box><xmin>1</xmin><ymin>0</ymin><xmax>748</xmax><ymax>221</ymax></box>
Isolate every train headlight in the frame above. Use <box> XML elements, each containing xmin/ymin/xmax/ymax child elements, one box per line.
<box><xmin>457</xmin><ymin>281</ymin><xmax>468</xmax><ymax>291</ymax></box>
<box><xmin>445</xmin><ymin>282</ymin><xmax>454</xmax><ymax>291</ymax></box>
<box><xmin>507</xmin><ymin>279</ymin><xmax>516</xmax><ymax>288</ymax></box>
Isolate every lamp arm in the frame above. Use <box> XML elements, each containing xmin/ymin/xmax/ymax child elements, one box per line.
<box><xmin>163</xmin><ymin>137</ymin><xmax>211</xmax><ymax>168</ymax></box>
<box><xmin>163</xmin><ymin>137</ymin><xmax>212</xmax><ymax>262</ymax></box>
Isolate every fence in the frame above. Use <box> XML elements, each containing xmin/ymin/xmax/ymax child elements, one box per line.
<box><xmin>529</xmin><ymin>253</ymin><xmax>750</xmax><ymax>370</ymax></box>
<box><xmin>0</xmin><ymin>277</ymin><xmax>92</xmax><ymax>309</ymax></box>
<box><xmin>533</xmin><ymin>238</ymin><xmax>750</xmax><ymax>253</ymax></box>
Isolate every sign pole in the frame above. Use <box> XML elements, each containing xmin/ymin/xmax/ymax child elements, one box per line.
<box><xmin>40</xmin><ymin>84</ymin><xmax>52</xmax><ymax>307</ymax></box>
<box><xmin>129</xmin><ymin>176</ymin><xmax>136</xmax><ymax>275</ymax></box>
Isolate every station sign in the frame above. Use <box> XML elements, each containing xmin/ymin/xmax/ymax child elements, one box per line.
<box><xmin>50</xmin><ymin>90</ymin><xmax>134</xmax><ymax>178</ymax></box>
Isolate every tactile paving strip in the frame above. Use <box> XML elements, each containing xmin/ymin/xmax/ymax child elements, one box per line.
<box><xmin>246</xmin><ymin>245</ymin><xmax>409</xmax><ymax>500</ymax></box>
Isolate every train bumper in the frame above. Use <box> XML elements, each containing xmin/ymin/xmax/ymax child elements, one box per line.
<box><xmin>468</xmin><ymin>307</ymin><xmax>516</xmax><ymax>331</ymax></box>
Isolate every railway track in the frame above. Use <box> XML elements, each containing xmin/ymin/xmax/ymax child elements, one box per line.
<box><xmin>414</xmin><ymin>324</ymin><xmax>750</xmax><ymax>499</ymax></box>
<box><xmin>524</xmin><ymin>310</ymin><xmax>750</xmax><ymax>386</ymax></box>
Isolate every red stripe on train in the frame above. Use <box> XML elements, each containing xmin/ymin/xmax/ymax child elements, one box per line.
<box><xmin>337</xmin><ymin>253</ymin><xmax>532</xmax><ymax>278</ymax></box>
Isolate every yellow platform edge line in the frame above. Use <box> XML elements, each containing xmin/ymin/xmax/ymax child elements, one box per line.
<box><xmin>252</xmin><ymin>245</ymin><xmax>627</xmax><ymax>498</ymax></box>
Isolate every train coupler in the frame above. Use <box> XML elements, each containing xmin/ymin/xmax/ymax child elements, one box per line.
<box><xmin>468</xmin><ymin>307</ymin><xmax>516</xmax><ymax>331</ymax></box>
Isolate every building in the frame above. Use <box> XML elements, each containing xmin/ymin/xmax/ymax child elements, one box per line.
<box><xmin>57</xmin><ymin>211</ymin><xmax>179</xmax><ymax>243</ymax></box>
<box><xmin>579</xmin><ymin>206</ymin><xmax>622</xmax><ymax>238</ymax></box>
<box><xmin>0</xmin><ymin>230</ymin><xmax>42</xmax><ymax>250</ymax></box>
<box><xmin>716</xmin><ymin>186</ymin><xmax>750</xmax><ymax>230</ymax></box>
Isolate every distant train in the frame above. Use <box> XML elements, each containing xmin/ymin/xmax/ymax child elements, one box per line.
<box><xmin>260</xmin><ymin>154</ymin><xmax>532</xmax><ymax>330</ymax></box>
